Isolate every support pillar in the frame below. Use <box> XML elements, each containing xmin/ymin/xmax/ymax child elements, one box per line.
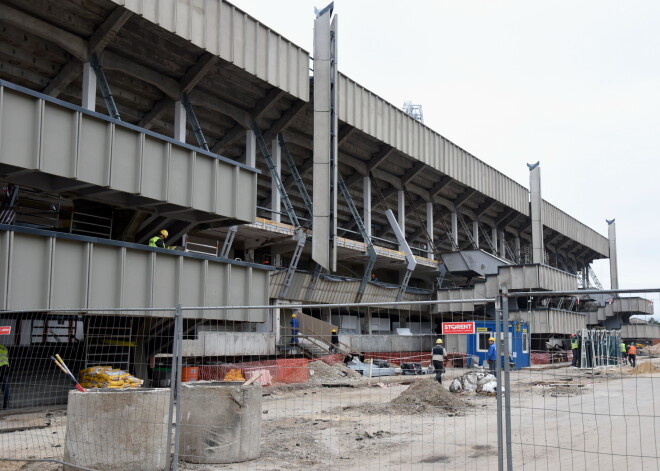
<box><xmin>528</xmin><ymin>162</ymin><xmax>544</xmax><ymax>264</ymax></box>
<box><xmin>607</xmin><ymin>219</ymin><xmax>619</xmax><ymax>290</ymax></box>
<box><xmin>426</xmin><ymin>202</ymin><xmax>434</xmax><ymax>259</ymax></box>
<box><xmin>514</xmin><ymin>236</ymin><xmax>521</xmax><ymax>263</ymax></box>
<box><xmin>451</xmin><ymin>211</ymin><xmax>458</xmax><ymax>248</ymax></box>
<box><xmin>245</xmin><ymin>130</ymin><xmax>256</xmax><ymax>168</ymax></box>
<box><xmin>81</xmin><ymin>62</ymin><xmax>96</xmax><ymax>111</ymax></box>
<box><xmin>173</xmin><ymin>100</ymin><xmax>186</xmax><ymax>142</ymax></box>
<box><xmin>473</xmin><ymin>220</ymin><xmax>480</xmax><ymax>247</ymax></box>
<box><xmin>363</xmin><ymin>177</ymin><xmax>372</xmax><ymax>237</ymax></box>
<box><xmin>499</xmin><ymin>230</ymin><xmax>506</xmax><ymax>258</ymax></box>
<box><xmin>491</xmin><ymin>227</ymin><xmax>498</xmax><ymax>255</ymax></box>
<box><xmin>398</xmin><ymin>190</ymin><xmax>406</xmax><ymax>251</ymax></box>
<box><xmin>271</xmin><ymin>138</ymin><xmax>281</xmax><ymax>222</ymax></box>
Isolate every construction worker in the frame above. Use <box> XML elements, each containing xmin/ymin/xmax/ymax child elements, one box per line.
<box><xmin>486</xmin><ymin>337</ymin><xmax>497</xmax><ymax>376</ymax></box>
<box><xmin>0</xmin><ymin>343</ymin><xmax>9</xmax><ymax>409</ymax></box>
<box><xmin>329</xmin><ymin>329</ymin><xmax>339</xmax><ymax>353</ymax></box>
<box><xmin>148</xmin><ymin>229</ymin><xmax>169</xmax><ymax>248</ymax></box>
<box><xmin>628</xmin><ymin>343</ymin><xmax>637</xmax><ymax>368</ymax></box>
<box><xmin>431</xmin><ymin>339</ymin><xmax>447</xmax><ymax>384</ymax></box>
<box><xmin>570</xmin><ymin>334</ymin><xmax>581</xmax><ymax>367</ymax></box>
<box><xmin>620</xmin><ymin>340</ymin><xmax>628</xmax><ymax>366</ymax></box>
<box><xmin>290</xmin><ymin>313</ymin><xmax>299</xmax><ymax>345</ymax></box>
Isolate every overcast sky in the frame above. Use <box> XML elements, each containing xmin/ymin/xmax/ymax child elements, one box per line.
<box><xmin>231</xmin><ymin>0</ymin><xmax>660</xmax><ymax>315</ymax></box>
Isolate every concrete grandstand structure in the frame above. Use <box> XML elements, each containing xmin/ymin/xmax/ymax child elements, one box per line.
<box><xmin>0</xmin><ymin>0</ymin><xmax>656</xmax><ymax>375</ymax></box>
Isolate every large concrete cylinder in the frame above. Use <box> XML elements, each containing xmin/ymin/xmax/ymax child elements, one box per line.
<box><xmin>179</xmin><ymin>381</ymin><xmax>262</xmax><ymax>463</ymax></box>
<box><xmin>63</xmin><ymin>389</ymin><xmax>170</xmax><ymax>471</ymax></box>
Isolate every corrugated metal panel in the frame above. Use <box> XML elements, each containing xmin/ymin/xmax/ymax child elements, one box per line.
<box><xmin>114</xmin><ymin>0</ymin><xmax>309</xmax><ymax>101</ymax></box>
<box><xmin>337</xmin><ymin>73</ymin><xmax>530</xmax><ymax>216</ymax></box>
<box><xmin>518</xmin><ymin>309</ymin><xmax>587</xmax><ymax>334</ymax></box>
<box><xmin>621</xmin><ymin>324</ymin><xmax>660</xmax><ymax>339</ymax></box>
<box><xmin>542</xmin><ymin>202</ymin><xmax>608</xmax><ymax>257</ymax></box>
<box><xmin>612</xmin><ymin>297</ymin><xmax>655</xmax><ymax>315</ymax></box>
<box><xmin>269</xmin><ymin>271</ymin><xmax>429</xmax><ymax>305</ymax></box>
<box><xmin>0</xmin><ymin>227</ymin><xmax>270</xmax><ymax>321</ymax></box>
<box><xmin>0</xmin><ymin>82</ymin><xmax>257</xmax><ymax>223</ymax></box>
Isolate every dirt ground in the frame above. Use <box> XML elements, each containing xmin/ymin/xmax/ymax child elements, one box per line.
<box><xmin>2</xmin><ymin>359</ymin><xmax>660</xmax><ymax>470</ymax></box>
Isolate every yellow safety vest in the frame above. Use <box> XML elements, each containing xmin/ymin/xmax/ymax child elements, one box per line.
<box><xmin>571</xmin><ymin>339</ymin><xmax>578</xmax><ymax>349</ymax></box>
<box><xmin>148</xmin><ymin>236</ymin><xmax>161</xmax><ymax>247</ymax></box>
<box><xmin>0</xmin><ymin>344</ymin><xmax>8</xmax><ymax>367</ymax></box>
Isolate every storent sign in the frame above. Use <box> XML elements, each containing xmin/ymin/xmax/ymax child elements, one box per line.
<box><xmin>0</xmin><ymin>326</ymin><xmax>11</xmax><ymax>335</ymax></box>
<box><xmin>442</xmin><ymin>322</ymin><xmax>475</xmax><ymax>335</ymax></box>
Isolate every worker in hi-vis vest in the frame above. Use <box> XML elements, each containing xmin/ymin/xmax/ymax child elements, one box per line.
<box><xmin>431</xmin><ymin>339</ymin><xmax>447</xmax><ymax>384</ymax></box>
<box><xmin>570</xmin><ymin>334</ymin><xmax>581</xmax><ymax>367</ymax></box>
<box><xmin>0</xmin><ymin>344</ymin><xmax>10</xmax><ymax>409</ymax></box>
<box><xmin>628</xmin><ymin>343</ymin><xmax>637</xmax><ymax>368</ymax></box>
<box><xmin>148</xmin><ymin>229</ymin><xmax>169</xmax><ymax>248</ymax></box>
<box><xmin>620</xmin><ymin>341</ymin><xmax>627</xmax><ymax>366</ymax></box>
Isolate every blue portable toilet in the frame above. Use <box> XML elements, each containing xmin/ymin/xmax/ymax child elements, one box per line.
<box><xmin>467</xmin><ymin>320</ymin><xmax>530</xmax><ymax>370</ymax></box>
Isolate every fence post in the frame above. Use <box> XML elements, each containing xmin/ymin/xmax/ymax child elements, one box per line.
<box><xmin>173</xmin><ymin>304</ymin><xmax>184</xmax><ymax>470</ymax></box>
<box><xmin>501</xmin><ymin>288</ymin><xmax>513</xmax><ymax>471</ymax></box>
<box><xmin>166</xmin><ymin>306</ymin><xmax>183</xmax><ymax>471</ymax></box>
<box><xmin>495</xmin><ymin>295</ymin><xmax>504</xmax><ymax>471</ymax></box>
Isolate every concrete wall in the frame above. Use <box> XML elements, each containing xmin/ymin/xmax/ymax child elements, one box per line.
<box><xmin>182</xmin><ymin>332</ymin><xmax>276</xmax><ymax>356</ymax></box>
<box><xmin>621</xmin><ymin>324</ymin><xmax>660</xmax><ymax>340</ymax></box>
<box><xmin>342</xmin><ymin>334</ymin><xmax>435</xmax><ymax>353</ymax></box>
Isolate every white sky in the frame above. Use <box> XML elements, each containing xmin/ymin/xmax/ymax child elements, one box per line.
<box><xmin>230</xmin><ymin>0</ymin><xmax>660</xmax><ymax>315</ymax></box>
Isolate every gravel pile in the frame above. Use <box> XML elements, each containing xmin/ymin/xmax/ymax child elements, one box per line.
<box><xmin>390</xmin><ymin>378</ymin><xmax>469</xmax><ymax>414</ymax></box>
<box><xmin>629</xmin><ymin>360</ymin><xmax>660</xmax><ymax>375</ymax></box>
<box><xmin>308</xmin><ymin>360</ymin><xmax>365</xmax><ymax>383</ymax></box>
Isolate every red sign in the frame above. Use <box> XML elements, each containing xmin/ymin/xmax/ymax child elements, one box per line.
<box><xmin>442</xmin><ymin>322</ymin><xmax>475</xmax><ymax>335</ymax></box>
<box><xmin>0</xmin><ymin>326</ymin><xmax>11</xmax><ymax>335</ymax></box>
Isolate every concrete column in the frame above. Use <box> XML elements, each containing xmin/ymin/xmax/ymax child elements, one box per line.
<box><xmin>367</xmin><ymin>310</ymin><xmax>373</xmax><ymax>335</ymax></box>
<box><xmin>451</xmin><ymin>212</ymin><xmax>458</xmax><ymax>248</ymax></box>
<box><xmin>398</xmin><ymin>190</ymin><xmax>405</xmax><ymax>251</ymax></box>
<box><xmin>528</xmin><ymin>162</ymin><xmax>544</xmax><ymax>264</ymax></box>
<box><xmin>499</xmin><ymin>230</ymin><xmax>506</xmax><ymax>258</ymax></box>
<box><xmin>81</xmin><ymin>62</ymin><xmax>96</xmax><ymax>111</ymax></box>
<box><xmin>245</xmin><ymin>130</ymin><xmax>256</xmax><ymax>168</ymax></box>
<box><xmin>363</xmin><ymin>177</ymin><xmax>372</xmax><ymax>237</ymax></box>
<box><xmin>426</xmin><ymin>202</ymin><xmax>434</xmax><ymax>259</ymax></box>
<box><xmin>272</xmin><ymin>303</ymin><xmax>281</xmax><ymax>345</ymax></box>
<box><xmin>607</xmin><ymin>219</ymin><xmax>619</xmax><ymax>290</ymax></box>
<box><xmin>491</xmin><ymin>227</ymin><xmax>498</xmax><ymax>255</ymax></box>
<box><xmin>514</xmin><ymin>236</ymin><xmax>521</xmax><ymax>263</ymax></box>
<box><xmin>473</xmin><ymin>220</ymin><xmax>480</xmax><ymax>247</ymax></box>
<box><xmin>173</xmin><ymin>100</ymin><xmax>186</xmax><ymax>142</ymax></box>
<box><xmin>271</xmin><ymin>138</ymin><xmax>281</xmax><ymax>222</ymax></box>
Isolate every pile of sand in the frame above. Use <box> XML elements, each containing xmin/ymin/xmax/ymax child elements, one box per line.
<box><xmin>308</xmin><ymin>360</ymin><xmax>364</xmax><ymax>383</ymax></box>
<box><xmin>629</xmin><ymin>361</ymin><xmax>660</xmax><ymax>375</ymax></box>
<box><xmin>390</xmin><ymin>378</ymin><xmax>469</xmax><ymax>415</ymax></box>
<box><xmin>645</xmin><ymin>344</ymin><xmax>660</xmax><ymax>357</ymax></box>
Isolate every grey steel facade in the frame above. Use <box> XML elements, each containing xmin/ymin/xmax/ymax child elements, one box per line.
<box><xmin>0</xmin><ymin>0</ymin><xmax>655</xmax><ymax>358</ymax></box>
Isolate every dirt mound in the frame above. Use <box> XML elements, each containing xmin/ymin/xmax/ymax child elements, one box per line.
<box><xmin>629</xmin><ymin>361</ymin><xmax>660</xmax><ymax>375</ymax></box>
<box><xmin>390</xmin><ymin>378</ymin><xmax>469</xmax><ymax>414</ymax></box>
<box><xmin>308</xmin><ymin>360</ymin><xmax>365</xmax><ymax>383</ymax></box>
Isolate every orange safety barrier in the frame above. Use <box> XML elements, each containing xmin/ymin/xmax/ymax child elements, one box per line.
<box><xmin>181</xmin><ymin>366</ymin><xmax>199</xmax><ymax>382</ymax></box>
<box><xmin>199</xmin><ymin>358</ymin><xmax>309</xmax><ymax>384</ymax></box>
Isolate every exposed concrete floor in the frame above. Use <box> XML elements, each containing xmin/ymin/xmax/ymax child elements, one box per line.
<box><xmin>1</xmin><ymin>361</ymin><xmax>659</xmax><ymax>470</ymax></box>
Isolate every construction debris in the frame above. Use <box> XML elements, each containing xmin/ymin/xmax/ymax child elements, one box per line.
<box><xmin>308</xmin><ymin>361</ymin><xmax>364</xmax><ymax>383</ymax></box>
<box><xmin>449</xmin><ymin>371</ymin><xmax>497</xmax><ymax>394</ymax></box>
<box><xmin>390</xmin><ymin>378</ymin><xmax>468</xmax><ymax>414</ymax></box>
<box><xmin>628</xmin><ymin>361</ymin><xmax>660</xmax><ymax>375</ymax></box>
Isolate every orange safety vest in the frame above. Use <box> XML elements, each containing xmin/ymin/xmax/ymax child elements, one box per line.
<box><xmin>628</xmin><ymin>345</ymin><xmax>637</xmax><ymax>355</ymax></box>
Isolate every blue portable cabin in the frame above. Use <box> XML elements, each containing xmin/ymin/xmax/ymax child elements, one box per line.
<box><xmin>467</xmin><ymin>320</ymin><xmax>531</xmax><ymax>370</ymax></box>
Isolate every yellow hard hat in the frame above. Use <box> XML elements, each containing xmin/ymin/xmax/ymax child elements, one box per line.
<box><xmin>489</xmin><ymin>337</ymin><xmax>495</xmax><ymax>342</ymax></box>
<box><xmin>436</xmin><ymin>339</ymin><xmax>443</xmax><ymax>344</ymax></box>
<box><xmin>332</xmin><ymin>329</ymin><xmax>337</xmax><ymax>333</ymax></box>
<box><xmin>291</xmin><ymin>314</ymin><xmax>297</xmax><ymax>318</ymax></box>
<box><xmin>160</xmin><ymin>229</ymin><xmax>169</xmax><ymax>238</ymax></box>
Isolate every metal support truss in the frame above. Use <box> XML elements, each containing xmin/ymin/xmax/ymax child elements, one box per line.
<box><xmin>181</xmin><ymin>92</ymin><xmax>210</xmax><ymax>151</ymax></box>
<box><xmin>253</xmin><ymin>124</ymin><xmax>306</xmax><ymax>298</ymax></box>
<box><xmin>90</xmin><ymin>53</ymin><xmax>121</xmax><ymax>120</ymax></box>
<box><xmin>220</xmin><ymin>225</ymin><xmax>237</xmax><ymax>259</ymax></box>
<box><xmin>338</xmin><ymin>173</ymin><xmax>377</xmax><ymax>301</ymax></box>
<box><xmin>278</xmin><ymin>134</ymin><xmax>313</xmax><ymax>220</ymax></box>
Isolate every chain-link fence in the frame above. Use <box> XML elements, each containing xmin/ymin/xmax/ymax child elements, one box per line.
<box><xmin>0</xmin><ymin>289</ymin><xmax>659</xmax><ymax>470</ymax></box>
